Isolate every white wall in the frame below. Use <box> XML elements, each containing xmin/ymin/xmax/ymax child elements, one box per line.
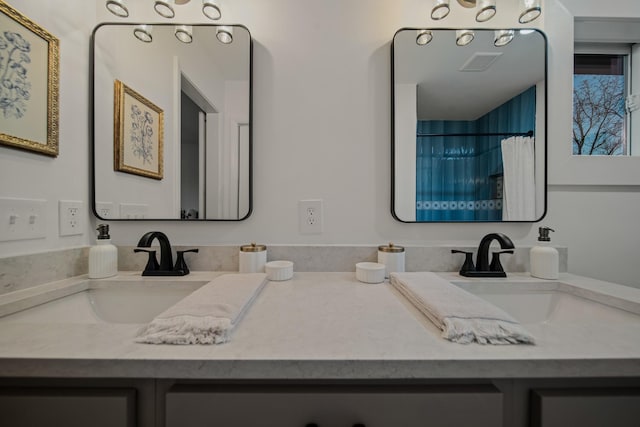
<box><xmin>0</xmin><ymin>0</ymin><xmax>94</xmax><ymax>255</ymax></box>
<box><xmin>1</xmin><ymin>0</ymin><xmax>640</xmax><ymax>289</ymax></box>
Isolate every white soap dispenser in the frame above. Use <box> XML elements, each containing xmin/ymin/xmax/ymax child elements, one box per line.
<box><xmin>88</xmin><ymin>224</ymin><xmax>118</xmax><ymax>279</ymax></box>
<box><xmin>530</xmin><ymin>227</ymin><xmax>559</xmax><ymax>280</ymax></box>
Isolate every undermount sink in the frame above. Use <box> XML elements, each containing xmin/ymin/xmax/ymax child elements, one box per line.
<box><xmin>0</xmin><ymin>280</ymin><xmax>207</xmax><ymax>324</ymax></box>
<box><xmin>451</xmin><ymin>281</ymin><xmax>640</xmax><ymax>325</ymax></box>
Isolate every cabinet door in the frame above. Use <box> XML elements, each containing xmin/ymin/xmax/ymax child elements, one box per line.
<box><xmin>0</xmin><ymin>388</ymin><xmax>136</xmax><ymax>427</ymax></box>
<box><xmin>531</xmin><ymin>388</ymin><xmax>640</xmax><ymax>427</ymax></box>
<box><xmin>166</xmin><ymin>384</ymin><xmax>503</xmax><ymax>427</ymax></box>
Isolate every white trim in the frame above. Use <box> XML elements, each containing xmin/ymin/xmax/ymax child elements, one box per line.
<box><xmin>172</xmin><ymin>56</ymin><xmax>182</xmax><ymax>217</ymax></box>
<box><xmin>547</xmin><ymin>3</ymin><xmax>640</xmax><ymax>185</ymax></box>
<box><xmin>198</xmin><ymin>111</ymin><xmax>206</xmax><ymax>218</ymax></box>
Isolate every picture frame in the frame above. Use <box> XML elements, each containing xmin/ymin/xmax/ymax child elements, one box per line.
<box><xmin>113</xmin><ymin>79</ymin><xmax>164</xmax><ymax>180</ymax></box>
<box><xmin>0</xmin><ymin>1</ymin><xmax>59</xmax><ymax>157</ymax></box>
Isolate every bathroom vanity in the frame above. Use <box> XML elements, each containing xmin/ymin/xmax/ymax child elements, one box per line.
<box><xmin>0</xmin><ymin>272</ymin><xmax>639</xmax><ymax>426</ymax></box>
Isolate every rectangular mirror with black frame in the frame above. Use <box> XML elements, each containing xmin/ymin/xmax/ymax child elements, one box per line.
<box><xmin>91</xmin><ymin>23</ymin><xmax>252</xmax><ymax>220</ymax></box>
<box><xmin>392</xmin><ymin>28</ymin><xmax>547</xmax><ymax>222</ymax></box>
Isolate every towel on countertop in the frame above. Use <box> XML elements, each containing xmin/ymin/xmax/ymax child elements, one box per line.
<box><xmin>135</xmin><ymin>273</ymin><xmax>267</xmax><ymax>345</ymax></box>
<box><xmin>390</xmin><ymin>272</ymin><xmax>535</xmax><ymax>345</ymax></box>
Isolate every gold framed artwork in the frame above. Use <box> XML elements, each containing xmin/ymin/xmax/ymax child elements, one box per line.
<box><xmin>0</xmin><ymin>0</ymin><xmax>59</xmax><ymax>156</ymax></box>
<box><xmin>113</xmin><ymin>79</ymin><xmax>164</xmax><ymax>180</ymax></box>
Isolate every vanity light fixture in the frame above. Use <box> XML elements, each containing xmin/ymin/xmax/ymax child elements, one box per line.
<box><xmin>416</xmin><ymin>30</ymin><xmax>433</xmax><ymax>46</ymax></box>
<box><xmin>106</xmin><ymin>0</ymin><xmax>129</xmax><ymax>17</ymax></box>
<box><xmin>456</xmin><ymin>29</ymin><xmax>475</xmax><ymax>46</ymax></box>
<box><xmin>174</xmin><ymin>25</ymin><xmax>193</xmax><ymax>43</ymax></box>
<box><xmin>154</xmin><ymin>0</ymin><xmax>176</xmax><ymax>18</ymax></box>
<box><xmin>216</xmin><ymin>26</ymin><xmax>233</xmax><ymax>44</ymax></box>
<box><xmin>430</xmin><ymin>0</ymin><xmax>541</xmax><ymax>24</ymax></box>
<box><xmin>431</xmin><ymin>0</ymin><xmax>450</xmax><ymax>20</ymax></box>
<box><xmin>202</xmin><ymin>0</ymin><xmax>222</xmax><ymax>20</ymax></box>
<box><xmin>110</xmin><ymin>0</ymin><xmax>225</xmax><ymax>22</ymax></box>
<box><xmin>475</xmin><ymin>0</ymin><xmax>496</xmax><ymax>22</ymax></box>
<box><xmin>494</xmin><ymin>29</ymin><xmax>515</xmax><ymax>47</ymax></box>
<box><xmin>133</xmin><ymin>24</ymin><xmax>153</xmax><ymax>43</ymax></box>
<box><xmin>519</xmin><ymin>0</ymin><xmax>541</xmax><ymax>23</ymax></box>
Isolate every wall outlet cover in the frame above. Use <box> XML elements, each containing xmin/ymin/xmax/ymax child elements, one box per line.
<box><xmin>119</xmin><ymin>203</ymin><xmax>149</xmax><ymax>219</ymax></box>
<box><xmin>59</xmin><ymin>200</ymin><xmax>83</xmax><ymax>236</ymax></box>
<box><xmin>298</xmin><ymin>199</ymin><xmax>323</xmax><ymax>234</ymax></box>
<box><xmin>95</xmin><ymin>202</ymin><xmax>115</xmax><ymax>219</ymax></box>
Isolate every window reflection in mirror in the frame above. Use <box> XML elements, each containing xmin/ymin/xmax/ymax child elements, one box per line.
<box><xmin>92</xmin><ymin>24</ymin><xmax>252</xmax><ymax>221</ymax></box>
<box><xmin>392</xmin><ymin>28</ymin><xmax>547</xmax><ymax>223</ymax></box>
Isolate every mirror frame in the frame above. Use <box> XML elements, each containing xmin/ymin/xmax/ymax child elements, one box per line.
<box><xmin>390</xmin><ymin>27</ymin><xmax>548</xmax><ymax>223</ymax></box>
<box><xmin>90</xmin><ymin>22</ymin><xmax>253</xmax><ymax>221</ymax></box>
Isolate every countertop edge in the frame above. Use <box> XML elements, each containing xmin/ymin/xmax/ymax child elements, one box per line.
<box><xmin>1</xmin><ymin>358</ymin><xmax>639</xmax><ymax>380</ymax></box>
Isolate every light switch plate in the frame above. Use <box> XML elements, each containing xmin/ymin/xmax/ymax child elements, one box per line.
<box><xmin>0</xmin><ymin>197</ymin><xmax>47</xmax><ymax>242</ymax></box>
<box><xmin>120</xmin><ymin>203</ymin><xmax>148</xmax><ymax>219</ymax></box>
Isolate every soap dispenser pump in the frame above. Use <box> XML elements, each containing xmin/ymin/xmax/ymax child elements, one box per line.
<box><xmin>530</xmin><ymin>227</ymin><xmax>559</xmax><ymax>280</ymax></box>
<box><xmin>88</xmin><ymin>224</ymin><xmax>118</xmax><ymax>279</ymax></box>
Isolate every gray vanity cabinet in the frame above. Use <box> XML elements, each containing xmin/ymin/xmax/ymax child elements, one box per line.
<box><xmin>0</xmin><ymin>388</ymin><xmax>136</xmax><ymax>427</ymax></box>
<box><xmin>165</xmin><ymin>384</ymin><xmax>503</xmax><ymax>427</ymax></box>
<box><xmin>530</xmin><ymin>388</ymin><xmax>640</xmax><ymax>427</ymax></box>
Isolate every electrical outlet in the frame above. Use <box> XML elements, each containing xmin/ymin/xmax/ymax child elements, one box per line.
<box><xmin>59</xmin><ymin>200</ymin><xmax>83</xmax><ymax>236</ymax></box>
<box><xmin>298</xmin><ymin>199</ymin><xmax>323</xmax><ymax>234</ymax></box>
<box><xmin>95</xmin><ymin>202</ymin><xmax>115</xmax><ymax>219</ymax></box>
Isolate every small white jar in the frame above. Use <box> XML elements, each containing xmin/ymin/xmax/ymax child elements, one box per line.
<box><xmin>356</xmin><ymin>262</ymin><xmax>386</xmax><ymax>284</ymax></box>
<box><xmin>377</xmin><ymin>243</ymin><xmax>405</xmax><ymax>278</ymax></box>
<box><xmin>239</xmin><ymin>243</ymin><xmax>267</xmax><ymax>273</ymax></box>
<box><xmin>265</xmin><ymin>260</ymin><xmax>294</xmax><ymax>281</ymax></box>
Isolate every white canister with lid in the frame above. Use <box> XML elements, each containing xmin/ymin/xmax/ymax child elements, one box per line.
<box><xmin>377</xmin><ymin>243</ymin><xmax>405</xmax><ymax>278</ymax></box>
<box><xmin>239</xmin><ymin>243</ymin><xmax>267</xmax><ymax>273</ymax></box>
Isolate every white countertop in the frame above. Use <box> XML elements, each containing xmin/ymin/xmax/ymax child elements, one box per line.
<box><xmin>0</xmin><ymin>271</ymin><xmax>639</xmax><ymax>380</ymax></box>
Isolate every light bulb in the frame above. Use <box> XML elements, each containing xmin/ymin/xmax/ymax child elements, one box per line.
<box><xmin>519</xmin><ymin>0</ymin><xmax>541</xmax><ymax>24</ymax></box>
<box><xmin>456</xmin><ymin>29</ymin><xmax>474</xmax><ymax>46</ymax></box>
<box><xmin>106</xmin><ymin>0</ymin><xmax>129</xmax><ymax>18</ymax></box>
<box><xmin>494</xmin><ymin>29</ymin><xmax>515</xmax><ymax>47</ymax></box>
<box><xmin>175</xmin><ymin>25</ymin><xmax>193</xmax><ymax>43</ymax></box>
<box><xmin>154</xmin><ymin>0</ymin><xmax>175</xmax><ymax>18</ymax></box>
<box><xmin>431</xmin><ymin>0</ymin><xmax>450</xmax><ymax>20</ymax></box>
<box><xmin>202</xmin><ymin>0</ymin><xmax>222</xmax><ymax>20</ymax></box>
<box><xmin>216</xmin><ymin>26</ymin><xmax>233</xmax><ymax>44</ymax></box>
<box><xmin>476</xmin><ymin>0</ymin><xmax>496</xmax><ymax>22</ymax></box>
<box><xmin>416</xmin><ymin>30</ymin><xmax>433</xmax><ymax>46</ymax></box>
<box><xmin>133</xmin><ymin>25</ymin><xmax>153</xmax><ymax>43</ymax></box>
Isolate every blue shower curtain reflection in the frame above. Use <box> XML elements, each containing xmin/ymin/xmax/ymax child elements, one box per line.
<box><xmin>416</xmin><ymin>86</ymin><xmax>536</xmax><ymax>221</ymax></box>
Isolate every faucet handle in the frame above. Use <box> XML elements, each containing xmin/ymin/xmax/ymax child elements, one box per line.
<box><xmin>489</xmin><ymin>250</ymin><xmax>514</xmax><ymax>273</ymax></box>
<box><xmin>134</xmin><ymin>248</ymin><xmax>160</xmax><ymax>272</ymax></box>
<box><xmin>174</xmin><ymin>249</ymin><xmax>199</xmax><ymax>275</ymax></box>
<box><xmin>451</xmin><ymin>250</ymin><xmax>475</xmax><ymax>274</ymax></box>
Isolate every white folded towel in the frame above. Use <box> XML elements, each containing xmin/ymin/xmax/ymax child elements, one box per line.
<box><xmin>135</xmin><ymin>273</ymin><xmax>267</xmax><ymax>345</ymax></box>
<box><xmin>390</xmin><ymin>272</ymin><xmax>535</xmax><ymax>345</ymax></box>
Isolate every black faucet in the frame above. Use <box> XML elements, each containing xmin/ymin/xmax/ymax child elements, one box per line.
<box><xmin>135</xmin><ymin>231</ymin><xmax>198</xmax><ymax>276</ymax></box>
<box><xmin>451</xmin><ymin>233</ymin><xmax>515</xmax><ymax>278</ymax></box>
